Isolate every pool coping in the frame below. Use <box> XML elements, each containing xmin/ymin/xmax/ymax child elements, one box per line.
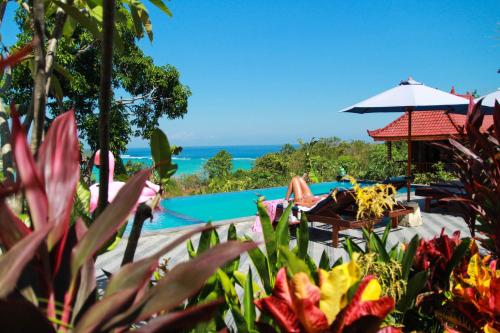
<box><xmin>126</xmin><ymin>215</ymin><xmax>256</xmax><ymax>239</ymax></box>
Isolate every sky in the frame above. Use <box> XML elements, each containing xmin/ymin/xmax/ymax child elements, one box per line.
<box><xmin>3</xmin><ymin>0</ymin><xmax>500</xmax><ymax>147</ymax></box>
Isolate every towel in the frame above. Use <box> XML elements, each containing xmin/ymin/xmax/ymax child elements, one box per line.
<box><xmin>251</xmin><ymin>199</ymin><xmax>283</xmax><ymax>233</ymax></box>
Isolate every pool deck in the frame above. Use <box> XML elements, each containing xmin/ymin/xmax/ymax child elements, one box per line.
<box><xmin>96</xmin><ymin>194</ymin><xmax>471</xmax><ymax>277</ymax></box>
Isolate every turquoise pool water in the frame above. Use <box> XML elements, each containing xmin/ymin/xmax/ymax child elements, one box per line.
<box><xmin>136</xmin><ymin>181</ymin><xmax>410</xmax><ymax>232</ymax></box>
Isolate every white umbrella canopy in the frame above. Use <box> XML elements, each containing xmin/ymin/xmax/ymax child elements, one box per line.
<box><xmin>341</xmin><ymin>78</ymin><xmax>469</xmax><ymax>202</ymax></box>
<box><xmin>341</xmin><ymin>78</ymin><xmax>469</xmax><ymax>114</ymax></box>
<box><xmin>475</xmin><ymin>88</ymin><xmax>500</xmax><ymax>113</ymax></box>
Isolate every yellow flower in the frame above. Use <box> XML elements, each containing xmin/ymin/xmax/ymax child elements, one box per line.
<box><xmin>319</xmin><ymin>255</ymin><xmax>361</xmax><ymax>324</ymax></box>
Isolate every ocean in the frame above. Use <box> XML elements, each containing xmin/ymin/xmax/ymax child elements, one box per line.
<box><xmin>121</xmin><ymin>145</ymin><xmax>283</xmax><ymax>176</ymax></box>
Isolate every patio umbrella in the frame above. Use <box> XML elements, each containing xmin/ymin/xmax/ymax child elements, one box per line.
<box><xmin>475</xmin><ymin>88</ymin><xmax>500</xmax><ymax>113</ymax></box>
<box><xmin>340</xmin><ymin>77</ymin><xmax>469</xmax><ymax>201</ymax></box>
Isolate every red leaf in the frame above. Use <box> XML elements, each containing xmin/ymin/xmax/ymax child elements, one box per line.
<box><xmin>0</xmin><ymin>42</ymin><xmax>34</xmax><ymax>70</ymax></box>
<box><xmin>38</xmin><ymin>110</ymin><xmax>80</xmax><ymax>250</ymax></box>
<box><xmin>11</xmin><ymin>107</ymin><xmax>48</xmax><ymax>230</ymax></box>
<box><xmin>73</xmin><ymin>287</ymin><xmax>137</xmax><ymax>333</ymax></box>
<box><xmin>0</xmin><ymin>226</ymin><xmax>50</xmax><ymax>298</ymax></box>
<box><xmin>332</xmin><ymin>276</ymin><xmax>395</xmax><ymax>333</ymax></box>
<box><xmin>0</xmin><ymin>200</ymin><xmax>31</xmax><ymax>249</ymax></box>
<box><xmin>105</xmin><ymin>225</ymin><xmax>211</xmax><ymax>296</ymax></box>
<box><xmin>71</xmin><ymin>169</ymin><xmax>151</xmax><ymax>277</ymax></box>
<box><xmin>0</xmin><ymin>299</ymin><xmax>56</xmax><ymax>333</ymax></box>
<box><xmin>132</xmin><ymin>300</ymin><xmax>224</xmax><ymax>333</ymax></box>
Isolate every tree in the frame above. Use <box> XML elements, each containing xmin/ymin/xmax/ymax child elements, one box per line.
<box><xmin>204</xmin><ymin>150</ymin><xmax>233</xmax><ymax>179</ymax></box>
<box><xmin>6</xmin><ymin>7</ymin><xmax>191</xmax><ymax>156</ymax></box>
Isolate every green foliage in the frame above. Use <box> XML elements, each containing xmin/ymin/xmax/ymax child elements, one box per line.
<box><xmin>7</xmin><ymin>7</ymin><xmax>191</xmax><ymax>156</ymax></box>
<box><xmin>413</xmin><ymin>162</ymin><xmax>457</xmax><ymax>185</ymax></box>
<box><xmin>204</xmin><ymin>150</ymin><xmax>233</xmax><ymax>179</ymax></box>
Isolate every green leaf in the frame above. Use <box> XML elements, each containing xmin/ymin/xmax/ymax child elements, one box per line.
<box><xmin>233</xmin><ymin>270</ymin><xmax>261</xmax><ymax>293</ymax></box>
<box><xmin>187</xmin><ymin>239</ymin><xmax>196</xmax><ymax>258</ymax></box>
<box><xmin>62</xmin><ymin>14</ymin><xmax>76</xmax><ymax>37</ymax></box>
<box><xmin>396</xmin><ymin>271</ymin><xmax>428</xmax><ymax>312</ymax></box>
<box><xmin>129</xmin><ymin>6</ymin><xmax>144</xmax><ymax>37</ymax></box>
<box><xmin>381</xmin><ymin>222</ymin><xmax>391</xmax><ymax>245</ymax></box>
<box><xmin>275</xmin><ymin>203</ymin><xmax>292</xmax><ymax>249</ymax></box>
<box><xmin>257</xmin><ymin>199</ymin><xmax>277</xmax><ymax>269</ymax></box>
<box><xmin>148</xmin><ymin>0</ymin><xmax>173</xmax><ymax>16</ymax></box>
<box><xmin>53</xmin><ymin>63</ymin><xmax>73</xmax><ymax>82</ymax></box>
<box><xmin>343</xmin><ymin>237</ymin><xmax>363</xmax><ymax>258</ymax></box>
<box><xmin>296</xmin><ymin>213</ymin><xmax>309</xmax><ymax>259</ymax></box>
<box><xmin>319</xmin><ymin>250</ymin><xmax>330</xmax><ymax>270</ymax></box>
<box><xmin>243</xmin><ymin>268</ymin><xmax>256</xmax><ymax>331</ymax></box>
<box><xmin>223</xmin><ymin>224</ymin><xmax>240</xmax><ymax>274</ymax></box>
<box><xmin>197</xmin><ymin>223</ymin><xmax>214</xmax><ymax>254</ymax></box>
<box><xmin>401</xmin><ymin>235</ymin><xmax>419</xmax><ymax>281</ymax></box>
<box><xmin>370</xmin><ymin>232</ymin><xmax>390</xmax><ymax>262</ymax></box>
<box><xmin>217</xmin><ymin>269</ymin><xmax>239</xmax><ymax>306</ymax></box>
<box><xmin>244</xmin><ymin>235</ymin><xmax>272</xmax><ymax>294</ymax></box>
<box><xmin>150</xmin><ymin>128</ymin><xmax>177</xmax><ymax>181</ymax></box>
<box><xmin>71</xmin><ymin>169</ymin><xmax>150</xmax><ymax>277</ymax></box>
<box><xmin>54</xmin><ymin>1</ymin><xmax>102</xmax><ymax>40</ymax></box>
<box><xmin>279</xmin><ymin>246</ymin><xmax>311</xmax><ymax>279</ymax></box>
<box><xmin>331</xmin><ymin>256</ymin><xmax>344</xmax><ymax>268</ymax></box>
<box><xmin>445</xmin><ymin>238</ymin><xmax>471</xmax><ymax>278</ymax></box>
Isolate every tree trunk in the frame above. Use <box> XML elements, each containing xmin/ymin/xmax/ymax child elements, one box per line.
<box><xmin>0</xmin><ymin>103</ymin><xmax>14</xmax><ymax>182</ymax></box>
<box><xmin>0</xmin><ymin>0</ymin><xmax>7</xmax><ymax>28</ymax></box>
<box><xmin>121</xmin><ymin>203</ymin><xmax>152</xmax><ymax>266</ymax></box>
<box><xmin>44</xmin><ymin>2</ymin><xmax>70</xmax><ymax>97</ymax></box>
<box><xmin>30</xmin><ymin>0</ymin><xmax>47</xmax><ymax>154</ymax></box>
<box><xmin>96</xmin><ymin>0</ymin><xmax>115</xmax><ymax>216</ymax></box>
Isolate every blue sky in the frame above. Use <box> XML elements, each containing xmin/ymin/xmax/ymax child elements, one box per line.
<box><xmin>4</xmin><ymin>0</ymin><xmax>500</xmax><ymax>147</ymax></box>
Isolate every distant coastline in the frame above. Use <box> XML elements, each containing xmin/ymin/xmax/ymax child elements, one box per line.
<box><xmin>124</xmin><ymin>145</ymin><xmax>285</xmax><ymax>176</ymax></box>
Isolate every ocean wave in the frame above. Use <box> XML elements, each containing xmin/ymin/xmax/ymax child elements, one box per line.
<box><xmin>172</xmin><ymin>157</ymin><xmax>191</xmax><ymax>160</ymax></box>
<box><xmin>121</xmin><ymin>155</ymin><xmax>152</xmax><ymax>160</ymax></box>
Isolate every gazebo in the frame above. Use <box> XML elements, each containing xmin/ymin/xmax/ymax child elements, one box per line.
<box><xmin>367</xmin><ymin>88</ymin><xmax>493</xmax><ymax>172</ymax></box>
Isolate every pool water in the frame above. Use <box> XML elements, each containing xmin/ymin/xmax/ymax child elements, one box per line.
<box><xmin>135</xmin><ymin>181</ymin><xmax>409</xmax><ymax>232</ymax></box>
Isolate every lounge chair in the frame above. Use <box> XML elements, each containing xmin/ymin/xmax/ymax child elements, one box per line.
<box><xmin>415</xmin><ymin>181</ymin><xmax>466</xmax><ymax>212</ymax></box>
<box><xmin>275</xmin><ymin>179</ymin><xmax>414</xmax><ymax>247</ymax></box>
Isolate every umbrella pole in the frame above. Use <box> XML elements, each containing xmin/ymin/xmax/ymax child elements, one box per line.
<box><xmin>407</xmin><ymin>108</ymin><xmax>412</xmax><ymax>202</ymax></box>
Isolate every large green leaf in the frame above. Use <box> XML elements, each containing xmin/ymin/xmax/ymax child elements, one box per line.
<box><xmin>150</xmin><ymin>128</ymin><xmax>177</xmax><ymax>181</ymax></box>
<box><xmin>244</xmin><ymin>235</ymin><xmax>273</xmax><ymax>293</ymax></box>
<box><xmin>381</xmin><ymin>222</ymin><xmax>391</xmax><ymax>246</ymax></box>
<box><xmin>0</xmin><ymin>227</ymin><xmax>50</xmax><ymax>298</ymax></box>
<box><xmin>444</xmin><ymin>238</ymin><xmax>471</xmax><ymax>279</ymax></box>
<box><xmin>296</xmin><ymin>213</ymin><xmax>309</xmax><ymax>259</ymax></box>
<box><xmin>343</xmin><ymin>237</ymin><xmax>364</xmax><ymax>258</ymax></box>
<box><xmin>318</xmin><ymin>250</ymin><xmax>330</xmax><ymax>270</ymax></box>
<box><xmin>275</xmin><ymin>203</ymin><xmax>293</xmax><ymax>249</ymax></box>
<box><xmin>243</xmin><ymin>268</ymin><xmax>256</xmax><ymax>331</ymax></box>
<box><xmin>54</xmin><ymin>1</ymin><xmax>102</xmax><ymax>40</ymax></box>
<box><xmin>370</xmin><ymin>232</ymin><xmax>390</xmax><ymax>262</ymax></box>
<box><xmin>223</xmin><ymin>224</ymin><xmax>240</xmax><ymax>274</ymax></box>
<box><xmin>401</xmin><ymin>235</ymin><xmax>419</xmax><ymax>281</ymax></box>
<box><xmin>396</xmin><ymin>271</ymin><xmax>428</xmax><ymax>312</ymax></box>
<box><xmin>148</xmin><ymin>0</ymin><xmax>172</xmax><ymax>16</ymax></box>
<box><xmin>104</xmin><ymin>241</ymin><xmax>257</xmax><ymax>329</ymax></box>
<box><xmin>257</xmin><ymin>199</ymin><xmax>277</xmax><ymax>269</ymax></box>
<box><xmin>71</xmin><ymin>169</ymin><xmax>150</xmax><ymax>277</ymax></box>
<box><xmin>278</xmin><ymin>246</ymin><xmax>311</xmax><ymax>279</ymax></box>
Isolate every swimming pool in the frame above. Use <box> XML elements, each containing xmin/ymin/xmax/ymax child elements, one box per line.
<box><xmin>135</xmin><ymin>181</ymin><xmax>409</xmax><ymax>232</ymax></box>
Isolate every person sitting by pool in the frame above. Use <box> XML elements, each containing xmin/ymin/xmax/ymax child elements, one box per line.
<box><xmin>285</xmin><ymin>174</ymin><xmax>323</xmax><ymax>207</ymax></box>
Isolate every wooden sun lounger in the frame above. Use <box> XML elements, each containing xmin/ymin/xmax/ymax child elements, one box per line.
<box><xmin>275</xmin><ymin>185</ymin><xmax>414</xmax><ymax>247</ymax></box>
<box><xmin>306</xmin><ymin>202</ymin><xmax>414</xmax><ymax>247</ymax></box>
<box><xmin>414</xmin><ymin>183</ymin><xmax>466</xmax><ymax>212</ymax></box>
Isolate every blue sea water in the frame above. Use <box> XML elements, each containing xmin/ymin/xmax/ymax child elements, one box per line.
<box><xmin>122</xmin><ymin>145</ymin><xmax>283</xmax><ymax>176</ymax></box>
